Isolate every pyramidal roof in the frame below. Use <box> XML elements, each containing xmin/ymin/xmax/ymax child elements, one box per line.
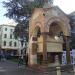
<box><xmin>70</xmin><ymin>11</ymin><xmax>75</xmax><ymax>16</ymax></box>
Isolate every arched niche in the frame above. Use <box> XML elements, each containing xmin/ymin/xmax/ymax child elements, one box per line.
<box><xmin>46</xmin><ymin>17</ymin><xmax>71</xmax><ymax>36</ymax></box>
<box><xmin>49</xmin><ymin>22</ymin><xmax>63</xmax><ymax>38</ymax></box>
<box><xmin>33</xmin><ymin>26</ymin><xmax>41</xmax><ymax>37</ymax></box>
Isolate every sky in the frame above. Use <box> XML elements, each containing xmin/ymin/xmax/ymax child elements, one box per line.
<box><xmin>0</xmin><ymin>0</ymin><xmax>17</xmax><ymax>25</ymax></box>
<box><xmin>0</xmin><ymin>0</ymin><xmax>75</xmax><ymax>25</ymax></box>
<box><xmin>54</xmin><ymin>0</ymin><xmax>75</xmax><ymax>14</ymax></box>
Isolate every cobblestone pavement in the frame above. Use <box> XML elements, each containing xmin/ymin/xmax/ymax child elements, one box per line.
<box><xmin>0</xmin><ymin>60</ymin><xmax>74</xmax><ymax>75</ymax></box>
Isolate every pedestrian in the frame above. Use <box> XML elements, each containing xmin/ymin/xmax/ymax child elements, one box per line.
<box><xmin>1</xmin><ymin>50</ymin><xmax>6</xmax><ymax>61</ymax></box>
<box><xmin>0</xmin><ymin>53</ymin><xmax>1</xmax><ymax>62</ymax></box>
<box><xmin>18</xmin><ymin>56</ymin><xmax>23</xmax><ymax>67</ymax></box>
<box><xmin>18</xmin><ymin>56</ymin><xmax>21</xmax><ymax>68</ymax></box>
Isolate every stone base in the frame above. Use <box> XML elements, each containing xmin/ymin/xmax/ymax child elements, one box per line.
<box><xmin>28</xmin><ymin>64</ymin><xmax>48</xmax><ymax>72</ymax></box>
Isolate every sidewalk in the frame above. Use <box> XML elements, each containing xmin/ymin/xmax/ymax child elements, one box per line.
<box><xmin>0</xmin><ymin>60</ymin><xmax>74</xmax><ymax>75</ymax></box>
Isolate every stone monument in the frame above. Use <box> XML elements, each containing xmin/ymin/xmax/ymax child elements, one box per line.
<box><xmin>28</xmin><ymin>0</ymin><xmax>71</xmax><ymax>66</ymax></box>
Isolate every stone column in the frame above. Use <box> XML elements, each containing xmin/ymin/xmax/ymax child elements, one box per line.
<box><xmin>29</xmin><ymin>54</ymin><xmax>37</xmax><ymax>65</ymax></box>
<box><xmin>55</xmin><ymin>55</ymin><xmax>61</xmax><ymax>75</ymax></box>
<box><xmin>41</xmin><ymin>32</ymin><xmax>47</xmax><ymax>64</ymax></box>
<box><xmin>29</xmin><ymin>37</ymin><xmax>37</xmax><ymax>65</ymax></box>
<box><xmin>64</xmin><ymin>36</ymin><xmax>71</xmax><ymax>64</ymax></box>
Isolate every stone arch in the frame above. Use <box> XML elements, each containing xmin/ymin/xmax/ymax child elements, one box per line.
<box><xmin>48</xmin><ymin>22</ymin><xmax>62</xmax><ymax>37</ymax></box>
<box><xmin>46</xmin><ymin>17</ymin><xmax>71</xmax><ymax>36</ymax></box>
<box><xmin>45</xmin><ymin>17</ymin><xmax>71</xmax><ymax>63</ymax></box>
<box><xmin>33</xmin><ymin>26</ymin><xmax>41</xmax><ymax>37</ymax></box>
<box><xmin>32</xmin><ymin>22</ymin><xmax>43</xmax><ymax>37</ymax></box>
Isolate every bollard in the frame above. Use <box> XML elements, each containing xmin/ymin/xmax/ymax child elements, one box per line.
<box><xmin>74</xmin><ymin>67</ymin><xmax>75</xmax><ymax>75</ymax></box>
<box><xmin>56</xmin><ymin>66</ymin><xmax>61</xmax><ymax>75</ymax></box>
<box><xmin>73</xmin><ymin>64</ymin><xmax>75</xmax><ymax>75</ymax></box>
<box><xmin>55</xmin><ymin>55</ymin><xmax>61</xmax><ymax>75</ymax></box>
<box><xmin>43</xmin><ymin>72</ymin><xmax>49</xmax><ymax>75</ymax></box>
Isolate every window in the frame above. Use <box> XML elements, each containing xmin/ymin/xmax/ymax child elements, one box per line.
<box><xmin>9</xmin><ymin>41</ymin><xmax>12</xmax><ymax>46</ymax></box>
<box><xmin>14</xmin><ymin>42</ymin><xmax>17</xmax><ymax>47</ymax></box>
<box><xmin>0</xmin><ymin>27</ymin><xmax>1</xmax><ymax>31</ymax></box>
<box><xmin>10</xmin><ymin>29</ymin><xmax>13</xmax><ymax>32</ymax></box>
<box><xmin>4</xmin><ymin>41</ymin><xmax>6</xmax><ymax>46</ymax></box>
<box><xmin>4</xmin><ymin>34</ymin><xmax>7</xmax><ymax>38</ymax></box>
<box><xmin>5</xmin><ymin>28</ymin><xmax>7</xmax><ymax>31</ymax></box>
<box><xmin>10</xmin><ymin>34</ymin><xmax>12</xmax><ymax>39</ymax></box>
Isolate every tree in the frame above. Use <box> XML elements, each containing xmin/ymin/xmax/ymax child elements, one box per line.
<box><xmin>3</xmin><ymin>0</ymin><xmax>45</xmax><ymax>41</ymax></box>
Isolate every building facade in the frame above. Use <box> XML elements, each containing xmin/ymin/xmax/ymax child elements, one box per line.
<box><xmin>69</xmin><ymin>12</ymin><xmax>75</xmax><ymax>48</ymax></box>
<box><xmin>0</xmin><ymin>25</ymin><xmax>25</xmax><ymax>57</ymax></box>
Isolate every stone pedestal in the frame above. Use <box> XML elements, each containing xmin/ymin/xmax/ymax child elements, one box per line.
<box><xmin>65</xmin><ymin>36</ymin><xmax>71</xmax><ymax>64</ymax></box>
<box><xmin>55</xmin><ymin>55</ymin><xmax>61</xmax><ymax>75</ymax></box>
<box><xmin>73</xmin><ymin>64</ymin><xmax>75</xmax><ymax>75</ymax></box>
<box><xmin>29</xmin><ymin>54</ymin><xmax>37</xmax><ymax>65</ymax></box>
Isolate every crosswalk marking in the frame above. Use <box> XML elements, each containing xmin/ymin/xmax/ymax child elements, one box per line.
<box><xmin>0</xmin><ymin>67</ymin><xmax>6</xmax><ymax>72</ymax></box>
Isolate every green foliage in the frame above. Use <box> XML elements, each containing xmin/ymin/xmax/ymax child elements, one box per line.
<box><xmin>14</xmin><ymin>21</ymin><xmax>29</xmax><ymax>41</ymax></box>
<box><xmin>3</xmin><ymin>0</ymin><xmax>45</xmax><ymax>41</ymax></box>
<box><xmin>3</xmin><ymin>0</ymin><xmax>45</xmax><ymax>20</ymax></box>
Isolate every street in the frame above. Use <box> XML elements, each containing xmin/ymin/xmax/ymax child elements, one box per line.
<box><xmin>0</xmin><ymin>60</ymin><xmax>25</xmax><ymax>75</ymax></box>
<box><xmin>0</xmin><ymin>60</ymin><xmax>74</xmax><ymax>75</ymax></box>
<box><xmin>0</xmin><ymin>60</ymin><xmax>43</xmax><ymax>75</ymax></box>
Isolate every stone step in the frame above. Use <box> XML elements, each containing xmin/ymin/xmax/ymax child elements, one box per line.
<box><xmin>27</xmin><ymin>64</ymin><xmax>49</xmax><ymax>73</ymax></box>
<box><xmin>27</xmin><ymin>64</ymin><xmax>74</xmax><ymax>73</ymax></box>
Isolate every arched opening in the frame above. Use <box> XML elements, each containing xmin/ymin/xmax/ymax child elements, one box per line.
<box><xmin>47</xmin><ymin>22</ymin><xmax>64</xmax><ymax>63</ymax></box>
<box><xmin>35</xmin><ymin>26</ymin><xmax>43</xmax><ymax>64</ymax></box>
<box><xmin>50</xmin><ymin>22</ymin><xmax>66</xmax><ymax>48</ymax></box>
<box><xmin>34</xmin><ymin>26</ymin><xmax>41</xmax><ymax>37</ymax></box>
<box><xmin>31</xmin><ymin>26</ymin><xmax>43</xmax><ymax>64</ymax></box>
<box><xmin>49</xmin><ymin>22</ymin><xmax>62</xmax><ymax>37</ymax></box>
